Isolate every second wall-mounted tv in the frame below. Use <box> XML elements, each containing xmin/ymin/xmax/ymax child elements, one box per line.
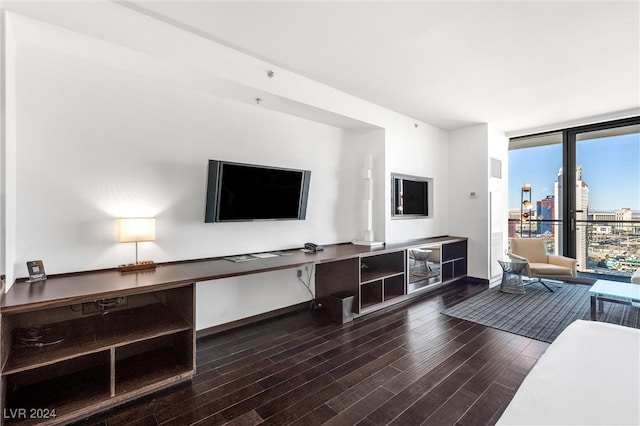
<box><xmin>205</xmin><ymin>160</ymin><xmax>311</xmax><ymax>223</ymax></box>
<box><xmin>391</xmin><ymin>173</ymin><xmax>432</xmax><ymax>218</ymax></box>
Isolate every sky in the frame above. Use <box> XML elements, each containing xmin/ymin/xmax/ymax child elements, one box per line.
<box><xmin>508</xmin><ymin>133</ymin><xmax>640</xmax><ymax>211</ymax></box>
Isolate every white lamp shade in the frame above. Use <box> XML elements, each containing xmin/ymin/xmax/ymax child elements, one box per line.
<box><xmin>116</xmin><ymin>218</ymin><xmax>155</xmax><ymax>243</ymax></box>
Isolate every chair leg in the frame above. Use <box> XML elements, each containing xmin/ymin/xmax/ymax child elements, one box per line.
<box><xmin>532</xmin><ymin>278</ymin><xmax>555</xmax><ymax>292</ymax></box>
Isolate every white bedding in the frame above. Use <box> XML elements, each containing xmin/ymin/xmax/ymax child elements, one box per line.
<box><xmin>497</xmin><ymin>319</ymin><xmax>640</xmax><ymax>426</ymax></box>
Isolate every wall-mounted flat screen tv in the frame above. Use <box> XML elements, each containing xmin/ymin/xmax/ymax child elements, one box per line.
<box><xmin>391</xmin><ymin>173</ymin><xmax>432</xmax><ymax>218</ymax></box>
<box><xmin>205</xmin><ymin>160</ymin><xmax>311</xmax><ymax>222</ymax></box>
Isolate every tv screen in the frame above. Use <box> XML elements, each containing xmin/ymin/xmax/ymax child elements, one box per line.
<box><xmin>205</xmin><ymin>160</ymin><xmax>311</xmax><ymax>222</ymax></box>
<box><xmin>392</xmin><ymin>174</ymin><xmax>431</xmax><ymax>218</ymax></box>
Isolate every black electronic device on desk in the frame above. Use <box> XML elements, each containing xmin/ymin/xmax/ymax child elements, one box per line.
<box><xmin>26</xmin><ymin>260</ymin><xmax>47</xmax><ymax>282</ymax></box>
<box><xmin>303</xmin><ymin>242</ymin><xmax>324</xmax><ymax>253</ymax></box>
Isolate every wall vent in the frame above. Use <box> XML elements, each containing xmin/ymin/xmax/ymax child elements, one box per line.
<box><xmin>490</xmin><ymin>158</ymin><xmax>502</xmax><ymax>179</ymax></box>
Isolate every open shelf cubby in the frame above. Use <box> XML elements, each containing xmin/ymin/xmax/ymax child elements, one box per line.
<box><xmin>5</xmin><ymin>351</ymin><xmax>111</xmax><ymax>424</ymax></box>
<box><xmin>383</xmin><ymin>274</ymin><xmax>406</xmax><ymax>301</ymax></box>
<box><xmin>441</xmin><ymin>240</ymin><xmax>468</xmax><ymax>283</ymax></box>
<box><xmin>360</xmin><ymin>251</ymin><xmax>405</xmax><ymax>284</ymax></box>
<box><xmin>360</xmin><ymin>280</ymin><xmax>383</xmax><ymax>310</ymax></box>
<box><xmin>359</xmin><ymin>251</ymin><xmax>406</xmax><ymax>312</ymax></box>
<box><xmin>1</xmin><ymin>284</ymin><xmax>195</xmax><ymax>426</ymax></box>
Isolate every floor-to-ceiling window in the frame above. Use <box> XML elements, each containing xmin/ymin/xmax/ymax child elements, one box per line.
<box><xmin>509</xmin><ymin>117</ymin><xmax>640</xmax><ymax>280</ymax></box>
<box><xmin>571</xmin><ymin>122</ymin><xmax>640</xmax><ymax>278</ymax></box>
<box><xmin>508</xmin><ymin>132</ymin><xmax>563</xmax><ymax>256</ymax></box>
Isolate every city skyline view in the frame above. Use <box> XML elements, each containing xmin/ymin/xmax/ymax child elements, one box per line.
<box><xmin>508</xmin><ymin>133</ymin><xmax>640</xmax><ymax>212</ymax></box>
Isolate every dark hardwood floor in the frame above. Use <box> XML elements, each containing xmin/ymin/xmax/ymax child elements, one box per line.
<box><xmin>77</xmin><ymin>280</ymin><xmax>548</xmax><ymax>426</ymax></box>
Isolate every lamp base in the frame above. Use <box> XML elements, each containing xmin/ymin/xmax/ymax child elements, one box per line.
<box><xmin>117</xmin><ymin>261</ymin><xmax>156</xmax><ymax>272</ymax></box>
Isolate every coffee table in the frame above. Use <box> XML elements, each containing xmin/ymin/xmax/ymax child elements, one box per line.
<box><xmin>589</xmin><ymin>279</ymin><xmax>640</xmax><ymax>321</ymax></box>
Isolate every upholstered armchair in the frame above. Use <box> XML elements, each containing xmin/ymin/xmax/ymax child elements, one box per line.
<box><xmin>508</xmin><ymin>238</ymin><xmax>578</xmax><ymax>292</ymax></box>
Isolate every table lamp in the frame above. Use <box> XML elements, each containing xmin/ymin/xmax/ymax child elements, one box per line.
<box><xmin>116</xmin><ymin>217</ymin><xmax>156</xmax><ymax>272</ymax></box>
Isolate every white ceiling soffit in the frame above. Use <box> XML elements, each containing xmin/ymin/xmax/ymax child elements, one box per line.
<box><xmin>4</xmin><ymin>3</ymin><xmax>381</xmax><ymax>132</ymax></box>
<box><xmin>5</xmin><ymin>1</ymin><xmax>639</xmax><ymax>133</ymax></box>
<box><xmin>125</xmin><ymin>1</ymin><xmax>640</xmax><ymax>133</ymax></box>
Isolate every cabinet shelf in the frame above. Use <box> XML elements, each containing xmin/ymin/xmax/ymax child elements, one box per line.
<box><xmin>358</xmin><ymin>251</ymin><xmax>406</xmax><ymax>313</ymax></box>
<box><xmin>360</xmin><ymin>280</ymin><xmax>383</xmax><ymax>310</ymax></box>
<box><xmin>360</xmin><ymin>252</ymin><xmax>404</xmax><ymax>282</ymax></box>
<box><xmin>115</xmin><ymin>334</ymin><xmax>193</xmax><ymax>395</ymax></box>
<box><xmin>3</xmin><ymin>304</ymin><xmax>191</xmax><ymax>376</ymax></box>
<box><xmin>383</xmin><ymin>275</ymin><xmax>405</xmax><ymax>301</ymax></box>
<box><xmin>360</xmin><ymin>270</ymin><xmax>404</xmax><ymax>285</ymax></box>
<box><xmin>4</xmin><ymin>352</ymin><xmax>111</xmax><ymax>425</ymax></box>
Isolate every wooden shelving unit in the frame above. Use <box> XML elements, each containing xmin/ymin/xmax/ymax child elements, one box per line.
<box><xmin>314</xmin><ymin>237</ymin><xmax>468</xmax><ymax>318</ymax></box>
<box><xmin>406</xmin><ymin>240</ymin><xmax>468</xmax><ymax>293</ymax></box>
<box><xmin>359</xmin><ymin>251</ymin><xmax>405</xmax><ymax>313</ymax></box>
<box><xmin>442</xmin><ymin>240</ymin><xmax>468</xmax><ymax>282</ymax></box>
<box><xmin>1</xmin><ymin>285</ymin><xmax>195</xmax><ymax>425</ymax></box>
<box><xmin>1</xmin><ymin>235</ymin><xmax>466</xmax><ymax>423</ymax></box>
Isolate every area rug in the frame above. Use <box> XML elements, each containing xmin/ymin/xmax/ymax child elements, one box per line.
<box><xmin>441</xmin><ymin>282</ymin><xmax>640</xmax><ymax>343</ymax></box>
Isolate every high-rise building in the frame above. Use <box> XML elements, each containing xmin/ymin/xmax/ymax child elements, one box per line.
<box><xmin>554</xmin><ymin>166</ymin><xmax>589</xmax><ymax>270</ymax></box>
<box><xmin>537</xmin><ymin>195</ymin><xmax>554</xmax><ymax>235</ymax></box>
<box><xmin>575</xmin><ymin>166</ymin><xmax>590</xmax><ymax>270</ymax></box>
<box><xmin>554</xmin><ymin>168</ymin><xmax>563</xmax><ymax>256</ymax></box>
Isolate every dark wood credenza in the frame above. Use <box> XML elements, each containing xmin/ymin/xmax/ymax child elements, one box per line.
<box><xmin>0</xmin><ymin>236</ymin><xmax>466</xmax><ymax>425</ymax></box>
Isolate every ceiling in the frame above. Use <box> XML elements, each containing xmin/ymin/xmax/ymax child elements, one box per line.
<box><xmin>113</xmin><ymin>2</ymin><xmax>640</xmax><ymax>133</ymax></box>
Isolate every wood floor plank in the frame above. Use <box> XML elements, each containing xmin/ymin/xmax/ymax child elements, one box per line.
<box><xmin>421</xmin><ymin>388</ymin><xmax>480</xmax><ymax>426</ymax></box>
<box><xmin>216</xmin><ymin>410</ymin><xmax>263</xmax><ymax>426</ymax></box>
<box><xmin>368</xmin><ymin>354</ymin><xmax>472</xmax><ymax>425</ymax></box>
<box><xmin>493</xmin><ymin>353</ymin><xmax>537</xmax><ymax>391</ymax></box>
<box><xmin>221</xmin><ymin>364</ymin><xmax>322</xmax><ymax>421</ymax></box>
<box><xmin>154</xmin><ymin>383</ymin><xmax>263</xmax><ymax>424</ymax></box>
<box><xmin>458</xmin><ymin>382</ymin><xmax>515</xmax><ymax>426</ymax></box>
<box><xmin>388</xmin><ymin>363</ymin><xmax>477</xmax><ymax>425</ymax></box>
<box><xmin>382</xmin><ymin>335</ymin><xmax>472</xmax><ymax>394</ymax></box>
<box><xmin>254</xmin><ymin>373</ymin><xmax>337</xmax><ymax>420</ymax></box>
<box><xmin>461</xmin><ymin>332</ymin><xmax>531</xmax><ymax>397</ymax></box>
<box><xmin>322</xmin><ymin>387</ymin><xmax>395</xmax><ymax>426</ymax></box>
<box><xmin>329</xmin><ymin>365</ymin><xmax>403</xmax><ymax>413</ymax></box>
<box><xmin>369</xmin><ymin>324</ymin><xmax>513</xmax><ymax>424</ymax></box>
<box><xmin>520</xmin><ymin>338</ymin><xmax>549</xmax><ymax>359</ymax></box>
<box><xmin>289</xmin><ymin>404</ymin><xmax>337</xmax><ymax>426</ymax></box>
<box><xmin>258</xmin><ymin>381</ymin><xmax>346</xmax><ymax>426</ymax></box>
<box><xmin>257</xmin><ymin>355</ymin><xmax>327</xmax><ymax>389</ymax></box>
<box><xmin>336</xmin><ymin>347</ymin><xmax>406</xmax><ymax>389</ymax></box>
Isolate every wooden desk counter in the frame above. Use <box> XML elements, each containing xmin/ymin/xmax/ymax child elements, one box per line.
<box><xmin>1</xmin><ymin>236</ymin><xmax>466</xmax><ymax>314</ymax></box>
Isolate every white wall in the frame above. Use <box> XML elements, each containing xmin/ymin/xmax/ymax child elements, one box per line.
<box><xmin>13</xmin><ymin>41</ymin><xmax>366</xmax><ymax>276</ymax></box>
<box><xmin>1</xmin><ymin>4</ymin><xmax>469</xmax><ymax>328</ymax></box>
<box><xmin>448</xmin><ymin>125</ymin><xmax>490</xmax><ymax>280</ymax></box>
<box><xmin>488</xmin><ymin>125</ymin><xmax>509</xmax><ymax>283</ymax></box>
<box><xmin>447</xmin><ymin>124</ymin><xmax>508</xmax><ymax>281</ymax></box>
<box><xmin>0</xmin><ymin>12</ymin><xmax>5</xmax><ymax>280</ymax></box>
<box><xmin>385</xmin><ymin>118</ymin><xmax>449</xmax><ymax>243</ymax></box>
<box><xmin>196</xmin><ymin>264</ymin><xmax>315</xmax><ymax>330</ymax></box>
<box><xmin>1</xmin><ymin>12</ymin><xmax>17</xmax><ymax>285</ymax></box>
